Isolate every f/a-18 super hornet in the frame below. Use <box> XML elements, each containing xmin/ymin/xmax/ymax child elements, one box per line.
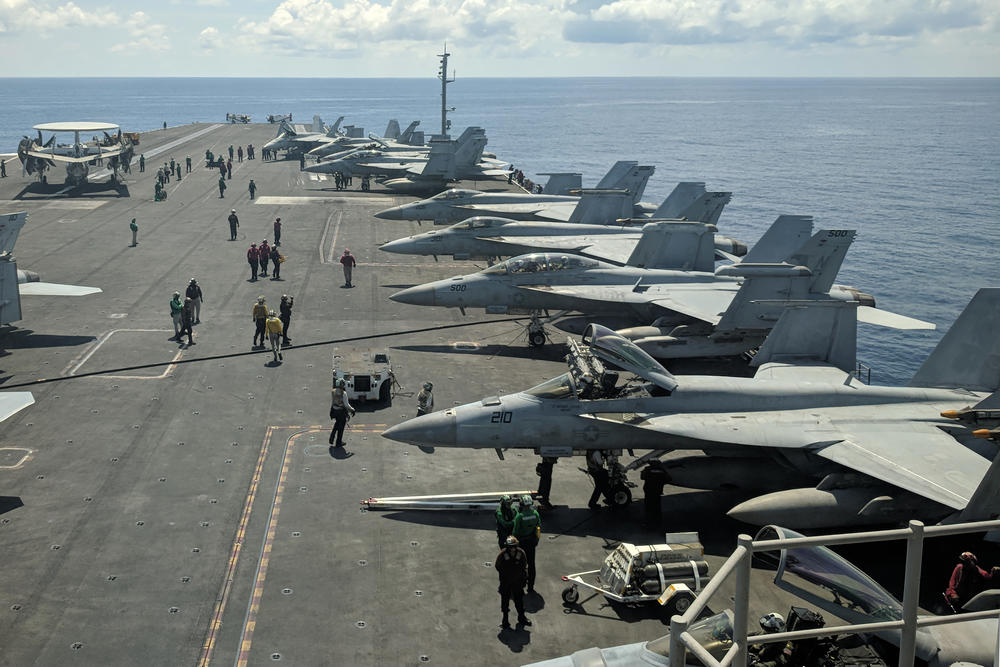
<box><xmin>374</xmin><ymin>178</ymin><xmax>727</xmax><ymax>225</ymax></box>
<box><xmin>262</xmin><ymin>115</ymin><xmax>344</xmax><ymax>157</ymax></box>
<box><xmin>0</xmin><ymin>212</ymin><xmax>102</xmax><ymax>328</ymax></box>
<box><xmin>305</xmin><ymin>120</ymin><xmax>423</xmax><ymax>159</ymax></box>
<box><xmin>303</xmin><ymin>126</ymin><xmax>506</xmax><ymax>183</ymax></box>
<box><xmin>390</xmin><ymin>218</ymin><xmax>930</xmax><ymax>353</ymax></box>
<box><xmin>18</xmin><ymin>122</ymin><xmax>134</xmax><ymax>186</ymax></box>
<box><xmin>383</xmin><ymin>289</ymin><xmax>1000</xmax><ymax>531</ymax></box>
<box><xmin>377</xmin><ymin>187</ymin><xmax>736</xmax><ymax>264</ymax></box>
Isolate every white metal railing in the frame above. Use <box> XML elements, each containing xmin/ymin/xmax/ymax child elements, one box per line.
<box><xmin>668</xmin><ymin>519</ymin><xmax>1000</xmax><ymax>666</ymax></box>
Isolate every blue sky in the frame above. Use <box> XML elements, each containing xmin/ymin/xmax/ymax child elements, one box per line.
<box><xmin>1</xmin><ymin>0</ymin><xmax>997</xmax><ymax>77</ymax></box>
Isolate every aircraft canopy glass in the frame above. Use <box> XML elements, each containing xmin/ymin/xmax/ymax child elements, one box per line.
<box><xmin>523</xmin><ymin>373</ymin><xmax>577</xmax><ymax>400</ymax></box>
<box><xmin>432</xmin><ymin>188</ymin><xmax>480</xmax><ymax>200</ymax></box>
<box><xmin>450</xmin><ymin>217</ymin><xmax>499</xmax><ymax>231</ymax></box>
<box><xmin>753</xmin><ymin>526</ymin><xmax>903</xmax><ymax>623</ymax></box>
<box><xmin>646</xmin><ymin>610</ymin><xmax>734</xmax><ymax>658</ymax></box>
<box><xmin>583</xmin><ymin>324</ymin><xmax>678</xmax><ymax>392</ymax></box>
<box><xmin>483</xmin><ymin>253</ymin><xmax>599</xmax><ymax>275</ymax></box>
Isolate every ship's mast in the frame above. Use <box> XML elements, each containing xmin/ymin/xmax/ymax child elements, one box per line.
<box><xmin>437</xmin><ymin>45</ymin><xmax>456</xmax><ymax>137</ymax></box>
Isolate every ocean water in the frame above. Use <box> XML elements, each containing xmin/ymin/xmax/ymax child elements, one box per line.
<box><xmin>1</xmin><ymin>77</ymin><xmax>998</xmax><ymax>385</ymax></box>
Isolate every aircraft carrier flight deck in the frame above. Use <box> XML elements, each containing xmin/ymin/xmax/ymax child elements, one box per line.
<box><xmin>0</xmin><ymin>122</ymin><xmax>965</xmax><ymax>666</ymax></box>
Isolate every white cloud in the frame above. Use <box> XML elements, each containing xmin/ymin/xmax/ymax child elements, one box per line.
<box><xmin>0</xmin><ymin>0</ymin><xmax>117</xmax><ymax>33</ymax></box>
<box><xmin>237</xmin><ymin>0</ymin><xmax>567</xmax><ymax>57</ymax></box>
<box><xmin>197</xmin><ymin>0</ymin><xmax>229</xmax><ymax>5</ymax></box>
<box><xmin>198</xmin><ymin>25</ymin><xmax>220</xmax><ymax>50</ymax></box>
<box><xmin>109</xmin><ymin>11</ymin><xmax>170</xmax><ymax>53</ymax></box>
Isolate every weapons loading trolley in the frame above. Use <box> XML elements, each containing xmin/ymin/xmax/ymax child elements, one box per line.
<box><xmin>560</xmin><ymin>532</ymin><xmax>709</xmax><ymax>618</ymax></box>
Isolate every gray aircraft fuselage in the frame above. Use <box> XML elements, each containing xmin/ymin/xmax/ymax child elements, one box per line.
<box><xmin>375</xmin><ymin>190</ymin><xmax>643</xmax><ymax>224</ymax></box>
<box><xmin>381</xmin><ymin>375</ymin><xmax>989</xmax><ymax>527</ymax></box>
<box><xmin>303</xmin><ymin>148</ymin><xmax>430</xmax><ymax>176</ymax></box>
<box><xmin>389</xmin><ymin>255</ymin><xmax>861</xmax><ymax>323</ymax></box>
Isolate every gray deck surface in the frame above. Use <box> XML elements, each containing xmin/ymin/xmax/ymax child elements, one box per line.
<box><xmin>0</xmin><ymin>122</ymin><xmax>938</xmax><ymax>667</ymax></box>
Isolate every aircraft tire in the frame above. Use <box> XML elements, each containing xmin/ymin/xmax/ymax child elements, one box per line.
<box><xmin>608</xmin><ymin>484</ymin><xmax>632</xmax><ymax>508</ymax></box>
<box><xmin>528</xmin><ymin>331</ymin><xmax>546</xmax><ymax>347</ymax></box>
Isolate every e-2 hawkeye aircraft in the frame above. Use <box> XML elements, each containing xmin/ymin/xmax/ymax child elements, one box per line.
<box><xmin>17</xmin><ymin>122</ymin><xmax>134</xmax><ymax>186</ymax></box>
<box><xmin>383</xmin><ymin>289</ymin><xmax>1000</xmax><ymax>530</ymax></box>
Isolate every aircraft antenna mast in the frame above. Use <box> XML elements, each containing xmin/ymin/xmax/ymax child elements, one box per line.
<box><xmin>437</xmin><ymin>45</ymin><xmax>456</xmax><ymax>137</ymax></box>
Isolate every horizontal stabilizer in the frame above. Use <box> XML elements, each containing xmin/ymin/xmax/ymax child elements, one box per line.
<box><xmin>910</xmin><ymin>288</ymin><xmax>1000</xmax><ymax>391</ymax></box>
<box><xmin>857</xmin><ymin>306</ymin><xmax>935</xmax><ymax>330</ymax></box>
<box><xmin>751</xmin><ymin>301</ymin><xmax>858</xmax><ymax>373</ymax></box>
<box><xmin>741</xmin><ymin>215</ymin><xmax>814</xmax><ymax>264</ymax></box>
<box><xmin>0</xmin><ymin>392</ymin><xmax>34</xmax><ymax>423</ymax></box>
<box><xmin>19</xmin><ymin>282</ymin><xmax>102</xmax><ymax>296</ymax></box>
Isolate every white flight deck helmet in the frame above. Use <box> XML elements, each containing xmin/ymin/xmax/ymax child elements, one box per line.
<box><xmin>759</xmin><ymin>612</ymin><xmax>785</xmax><ymax>633</ymax></box>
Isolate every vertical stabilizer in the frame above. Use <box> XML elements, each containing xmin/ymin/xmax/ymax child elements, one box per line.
<box><xmin>614</xmin><ymin>165</ymin><xmax>656</xmax><ymax>203</ymax></box>
<box><xmin>785</xmin><ymin>229</ymin><xmax>856</xmax><ymax>294</ymax></box>
<box><xmin>326</xmin><ymin>116</ymin><xmax>345</xmax><ymax>137</ymax></box>
<box><xmin>909</xmin><ymin>288</ymin><xmax>1000</xmax><ymax>391</ymax></box>
<box><xmin>454</xmin><ymin>129</ymin><xmax>487</xmax><ymax>170</ymax></box>
<box><xmin>567</xmin><ymin>190</ymin><xmax>633</xmax><ymax>224</ymax></box>
<box><xmin>399</xmin><ymin>121</ymin><xmax>420</xmax><ymax>144</ymax></box>
<box><xmin>676</xmin><ymin>191</ymin><xmax>732</xmax><ymax>225</ymax></box>
<box><xmin>539</xmin><ymin>173</ymin><xmax>582</xmax><ymax>195</ymax></box>
<box><xmin>955</xmin><ymin>448</ymin><xmax>1000</xmax><ymax>522</ymax></box>
<box><xmin>741</xmin><ymin>216</ymin><xmax>814</xmax><ymax>264</ymax></box>
<box><xmin>421</xmin><ymin>136</ymin><xmax>456</xmax><ymax>178</ymax></box>
<box><xmin>0</xmin><ymin>211</ymin><xmax>28</xmax><ymax>254</ymax></box>
<box><xmin>652</xmin><ymin>182</ymin><xmax>706</xmax><ymax>218</ymax></box>
<box><xmin>595</xmin><ymin>161</ymin><xmax>638</xmax><ymax>189</ymax></box>
<box><xmin>383</xmin><ymin>120</ymin><xmax>401</xmax><ymax>140</ymax></box>
<box><xmin>751</xmin><ymin>301</ymin><xmax>858</xmax><ymax>373</ymax></box>
<box><xmin>625</xmin><ymin>221</ymin><xmax>716</xmax><ymax>271</ymax></box>
<box><xmin>312</xmin><ymin>115</ymin><xmax>325</xmax><ymax>133</ymax></box>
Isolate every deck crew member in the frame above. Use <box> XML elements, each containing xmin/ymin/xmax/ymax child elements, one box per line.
<box><xmin>340</xmin><ymin>248</ymin><xmax>357</xmax><ymax>287</ymax></box>
<box><xmin>512</xmin><ymin>495</ymin><xmax>541</xmax><ymax>593</ymax></box>
<box><xmin>247</xmin><ymin>243</ymin><xmax>259</xmax><ymax>281</ymax></box>
<box><xmin>273</xmin><ymin>217</ymin><xmax>281</xmax><ymax>246</ymax></box>
<box><xmin>129</xmin><ymin>218</ymin><xmax>138</xmax><ymax>247</ymax></box>
<box><xmin>218</xmin><ymin>175</ymin><xmax>226</xmax><ymax>198</ymax></box>
<box><xmin>248</xmin><ymin>179</ymin><xmax>256</xmax><ymax>199</ymax></box>
<box><xmin>270</xmin><ymin>244</ymin><xmax>282</xmax><ymax>280</ymax></box>
<box><xmin>535</xmin><ymin>457</ymin><xmax>556</xmax><ymax>510</ymax></box>
<box><xmin>945</xmin><ymin>551</ymin><xmax>989</xmax><ymax>611</ymax></box>
<box><xmin>329</xmin><ymin>379</ymin><xmax>355</xmax><ymax>447</ymax></box>
<box><xmin>641</xmin><ymin>461</ymin><xmax>670</xmax><ymax>528</ymax></box>
<box><xmin>179</xmin><ymin>297</ymin><xmax>195</xmax><ymax>345</ymax></box>
<box><xmin>279</xmin><ymin>295</ymin><xmax>293</xmax><ymax>346</ymax></box>
<box><xmin>495</xmin><ymin>495</ymin><xmax>516</xmax><ymax>549</ymax></box>
<box><xmin>265</xmin><ymin>310</ymin><xmax>283</xmax><ymax>363</ymax></box>
<box><xmin>495</xmin><ymin>536</ymin><xmax>531</xmax><ymax>630</ymax></box>
<box><xmin>139</xmin><ymin>154</ymin><xmax>145</xmax><ymax>172</ymax></box>
<box><xmin>259</xmin><ymin>240</ymin><xmax>271</xmax><ymax>277</ymax></box>
<box><xmin>587</xmin><ymin>450</ymin><xmax>611</xmax><ymax>509</ymax></box>
<box><xmin>169</xmin><ymin>291</ymin><xmax>183</xmax><ymax>339</ymax></box>
<box><xmin>252</xmin><ymin>296</ymin><xmax>268</xmax><ymax>347</ymax></box>
<box><xmin>228</xmin><ymin>209</ymin><xmax>240</xmax><ymax>240</ymax></box>
<box><xmin>416</xmin><ymin>382</ymin><xmax>434</xmax><ymax>416</ymax></box>
<box><xmin>185</xmin><ymin>279</ymin><xmax>203</xmax><ymax>324</ymax></box>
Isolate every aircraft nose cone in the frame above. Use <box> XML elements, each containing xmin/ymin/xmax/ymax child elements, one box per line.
<box><xmin>390</xmin><ymin>284</ymin><xmax>435</xmax><ymax>306</ymax></box>
<box><xmin>382</xmin><ymin>411</ymin><xmax>456</xmax><ymax>447</ymax></box>
<box><xmin>379</xmin><ymin>238</ymin><xmax>412</xmax><ymax>255</ymax></box>
<box><xmin>374</xmin><ymin>205</ymin><xmax>406</xmax><ymax>220</ymax></box>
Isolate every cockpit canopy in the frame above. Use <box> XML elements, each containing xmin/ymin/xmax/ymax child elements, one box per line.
<box><xmin>448</xmin><ymin>217</ymin><xmax>508</xmax><ymax>231</ymax></box>
<box><xmin>431</xmin><ymin>188</ymin><xmax>481</xmax><ymax>201</ymax></box>
<box><xmin>482</xmin><ymin>252</ymin><xmax>600</xmax><ymax>275</ymax></box>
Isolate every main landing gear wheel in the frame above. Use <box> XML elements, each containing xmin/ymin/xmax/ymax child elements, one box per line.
<box><xmin>608</xmin><ymin>483</ymin><xmax>632</xmax><ymax>508</ymax></box>
<box><xmin>561</xmin><ymin>586</ymin><xmax>580</xmax><ymax>604</ymax></box>
<box><xmin>528</xmin><ymin>331</ymin><xmax>546</xmax><ymax>347</ymax></box>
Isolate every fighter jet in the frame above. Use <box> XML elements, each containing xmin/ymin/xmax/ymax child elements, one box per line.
<box><xmin>306</xmin><ymin>120</ymin><xmax>423</xmax><ymax>159</ymax></box>
<box><xmin>383</xmin><ymin>288</ymin><xmax>1000</xmax><ymax>531</ymax></box>
<box><xmin>17</xmin><ymin>122</ymin><xmax>134</xmax><ymax>186</ymax></box>
<box><xmin>263</xmin><ymin>115</ymin><xmax>344</xmax><ymax>157</ymax></box>
<box><xmin>374</xmin><ymin>178</ymin><xmax>716</xmax><ymax>225</ymax></box>
<box><xmin>1</xmin><ymin>212</ymin><xmax>102</xmax><ymax>327</ymax></box>
<box><xmin>303</xmin><ymin>126</ymin><xmax>505</xmax><ymax>183</ymax></box>
<box><xmin>377</xmin><ymin>190</ymin><xmax>737</xmax><ymax>264</ymax></box>
<box><xmin>389</xmin><ymin>219</ymin><xmax>929</xmax><ymax>353</ymax></box>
